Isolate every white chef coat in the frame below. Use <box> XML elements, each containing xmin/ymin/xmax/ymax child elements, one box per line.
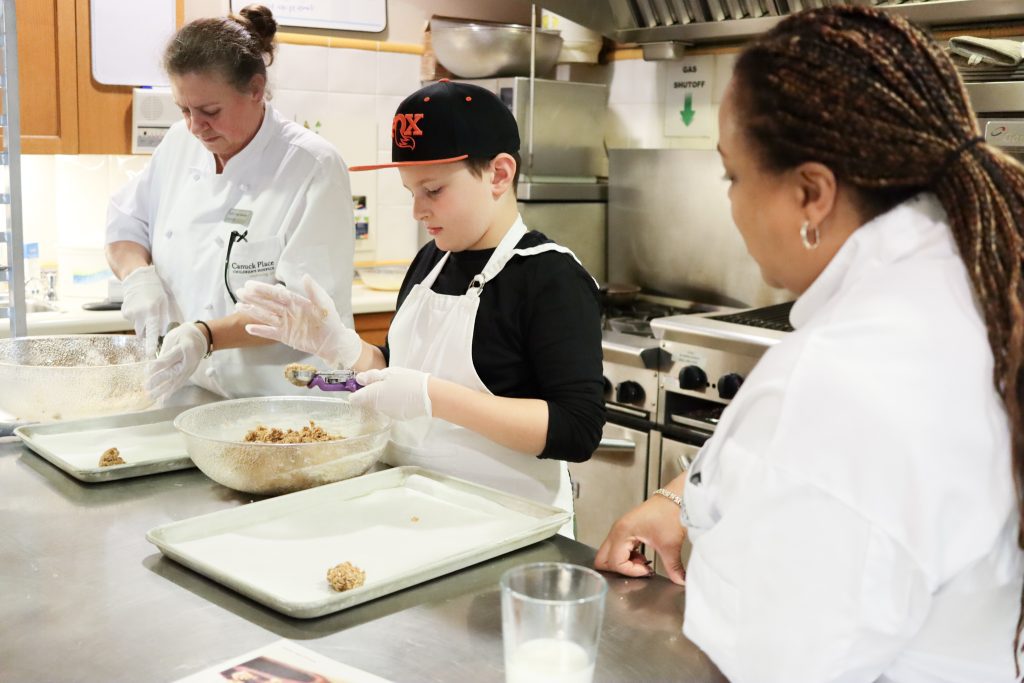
<box><xmin>385</xmin><ymin>216</ymin><xmax>577</xmax><ymax>536</ymax></box>
<box><xmin>106</xmin><ymin>104</ymin><xmax>354</xmax><ymax>398</ymax></box>
<box><xmin>681</xmin><ymin>194</ymin><xmax>1022</xmax><ymax>683</ymax></box>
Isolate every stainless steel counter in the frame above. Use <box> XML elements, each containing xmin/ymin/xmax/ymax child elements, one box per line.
<box><xmin>0</xmin><ymin>439</ymin><xmax>725</xmax><ymax>682</ymax></box>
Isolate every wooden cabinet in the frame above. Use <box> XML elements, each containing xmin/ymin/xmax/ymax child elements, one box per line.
<box><xmin>72</xmin><ymin>0</ymin><xmax>133</xmax><ymax>154</ymax></box>
<box><xmin>354</xmin><ymin>311</ymin><xmax>394</xmax><ymax>347</ymax></box>
<box><xmin>15</xmin><ymin>0</ymin><xmax>177</xmax><ymax>155</ymax></box>
<box><xmin>12</xmin><ymin>0</ymin><xmax>79</xmax><ymax>153</ymax></box>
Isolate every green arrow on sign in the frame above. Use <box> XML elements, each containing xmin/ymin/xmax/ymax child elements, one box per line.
<box><xmin>680</xmin><ymin>93</ymin><xmax>696</xmax><ymax>127</ymax></box>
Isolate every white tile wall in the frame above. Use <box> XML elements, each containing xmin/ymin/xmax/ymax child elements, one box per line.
<box><xmin>269</xmin><ymin>44</ymin><xmax>330</xmax><ymax>93</ymax></box>
<box><xmin>20</xmin><ymin>156</ymin><xmax>57</xmax><ymax>264</ymax></box>
<box><xmin>270</xmin><ymin>46</ymin><xmax>421</xmax><ymax>262</ymax></box>
<box><xmin>376</xmin><ymin>52</ymin><xmax>422</xmax><ymax>96</ymax></box>
<box><xmin>54</xmin><ymin>156</ymin><xmax>111</xmax><ymax>248</ymax></box>
<box><xmin>327</xmin><ymin>48</ymin><xmax>378</xmax><ymax>95</ymax></box>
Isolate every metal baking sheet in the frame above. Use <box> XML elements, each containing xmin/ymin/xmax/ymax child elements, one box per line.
<box><xmin>14</xmin><ymin>406</ymin><xmax>195</xmax><ymax>482</ymax></box>
<box><xmin>146</xmin><ymin>466</ymin><xmax>572</xmax><ymax>618</ymax></box>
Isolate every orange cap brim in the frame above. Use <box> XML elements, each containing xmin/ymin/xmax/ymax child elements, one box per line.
<box><xmin>349</xmin><ymin>154</ymin><xmax>469</xmax><ymax>172</ymax></box>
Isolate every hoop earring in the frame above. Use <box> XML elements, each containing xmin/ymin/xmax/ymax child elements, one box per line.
<box><xmin>800</xmin><ymin>220</ymin><xmax>821</xmax><ymax>250</ymax></box>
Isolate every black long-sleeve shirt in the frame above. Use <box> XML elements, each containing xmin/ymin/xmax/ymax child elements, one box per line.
<box><xmin>382</xmin><ymin>230</ymin><xmax>605</xmax><ymax>462</ymax></box>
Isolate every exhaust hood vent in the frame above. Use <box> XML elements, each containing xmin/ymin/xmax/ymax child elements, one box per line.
<box><xmin>536</xmin><ymin>0</ymin><xmax>1024</xmax><ymax>56</ymax></box>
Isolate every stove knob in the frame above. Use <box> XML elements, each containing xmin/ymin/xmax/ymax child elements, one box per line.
<box><xmin>602</xmin><ymin>376</ymin><xmax>612</xmax><ymax>397</ymax></box>
<box><xmin>678</xmin><ymin>365</ymin><xmax>708</xmax><ymax>391</ymax></box>
<box><xmin>717</xmin><ymin>373</ymin><xmax>745</xmax><ymax>400</ymax></box>
<box><xmin>615</xmin><ymin>380</ymin><xmax>646</xmax><ymax>405</ymax></box>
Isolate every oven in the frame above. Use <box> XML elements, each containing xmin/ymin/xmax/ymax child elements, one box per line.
<box><xmin>569</xmin><ymin>329</ymin><xmax>665</xmax><ymax>547</ymax></box>
<box><xmin>648</xmin><ymin>302</ymin><xmax>794</xmax><ymax>576</ymax></box>
<box><xmin>569</xmin><ymin>298</ymin><xmax>710</xmax><ymax>547</ymax></box>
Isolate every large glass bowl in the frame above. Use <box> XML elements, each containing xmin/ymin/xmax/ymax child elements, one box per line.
<box><xmin>174</xmin><ymin>396</ymin><xmax>392</xmax><ymax>495</ymax></box>
<box><xmin>0</xmin><ymin>335</ymin><xmax>154</xmax><ymax>422</ymax></box>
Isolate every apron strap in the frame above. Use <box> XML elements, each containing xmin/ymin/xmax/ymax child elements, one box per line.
<box><xmin>509</xmin><ymin>244</ymin><xmax>600</xmax><ymax>288</ymax></box>
<box><xmin>469</xmin><ymin>241</ymin><xmax>599</xmax><ymax>296</ymax></box>
<box><xmin>420</xmin><ymin>251</ymin><xmax>451</xmax><ymax>289</ymax></box>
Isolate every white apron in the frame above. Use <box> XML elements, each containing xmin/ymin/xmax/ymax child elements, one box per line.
<box><xmin>386</xmin><ymin>218</ymin><xmax>578</xmax><ymax>537</ymax></box>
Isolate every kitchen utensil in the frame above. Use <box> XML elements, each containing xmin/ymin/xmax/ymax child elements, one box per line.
<box><xmin>291</xmin><ymin>367</ymin><xmax>362</xmax><ymax>393</ymax></box>
<box><xmin>430</xmin><ymin>17</ymin><xmax>563</xmax><ymax>79</ymax></box>
<box><xmin>0</xmin><ymin>335</ymin><xmax>154</xmax><ymax>422</ymax></box>
<box><xmin>355</xmin><ymin>264</ymin><xmax>407</xmax><ymax>291</ymax></box>
<box><xmin>173</xmin><ymin>396</ymin><xmax>392</xmax><ymax>495</ymax></box>
<box><xmin>146</xmin><ymin>467</ymin><xmax>571</xmax><ymax>618</ymax></box>
<box><xmin>598</xmin><ymin>282</ymin><xmax>641</xmax><ymax>306</ymax></box>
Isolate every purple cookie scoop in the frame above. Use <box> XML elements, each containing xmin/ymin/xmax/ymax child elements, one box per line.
<box><xmin>308</xmin><ymin>373</ymin><xmax>362</xmax><ymax>393</ymax></box>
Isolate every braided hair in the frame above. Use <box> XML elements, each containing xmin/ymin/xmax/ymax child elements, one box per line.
<box><xmin>164</xmin><ymin>3</ymin><xmax>277</xmax><ymax>92</ymax></box>
<box><xmin>732</xmin><ymin>5</ymin><xmax>1024</xmax><ymax>664</ymax></box>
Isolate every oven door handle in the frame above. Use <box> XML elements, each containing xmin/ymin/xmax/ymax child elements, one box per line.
<box><xmin>597</xmin><ymin>437</ymin><xmax>637</xmax><ymax>452</ymax></box>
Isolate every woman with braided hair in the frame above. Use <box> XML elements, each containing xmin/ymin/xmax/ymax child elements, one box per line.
<box><xmin>596</xmin><ymin>6</ymin><xmax>1023</xmax><ymax>682</ymax></box>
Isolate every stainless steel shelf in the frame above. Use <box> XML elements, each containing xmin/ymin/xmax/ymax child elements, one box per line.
<box><xmin>517</xmin><ymin>181</ymin><xmax>608</xmax><ymax>201</ymax></box>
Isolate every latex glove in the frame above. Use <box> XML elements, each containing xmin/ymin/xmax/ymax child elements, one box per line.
<box><xmin>234</xmin><ymin>274</ymin><xmax>362</xmax><ymax>369</ymax></box>
<box><xmin>349</xmin><ymin>367</ymin><xmax>432</xmax><ymax>421</ymax></box>
<box><xmin>593</xmin><ymin>494</ymin><xmax>688</xmax><ymax>586</ymax></box>
<box><xmin>120</xmin><ymin>265</ymin><xmax>172</xmax><ymax>358</ymax></box>
<box><xmin>145</xmin><ymin>322</ymin><xmax>208</xmax><ymax>403</ymax></box>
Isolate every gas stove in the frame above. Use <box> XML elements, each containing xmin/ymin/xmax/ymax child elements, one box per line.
<box><xmin>579</xmin><ymin>296</ymin><xmax>795</xmax><ymax>556</ymax></box>
<box><xmin>602</xmin><ymin>296</ymin><xmax>721</xmax><ymax>340</ymax></box>
<box><xmin>653</xmin><ymin>301</ymin><xmax>795</xmax><ymax>433</ymax></box>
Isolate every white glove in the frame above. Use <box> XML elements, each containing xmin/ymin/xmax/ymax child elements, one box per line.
<box><xmin>120</xmin><ymin>265</ymin><xmax>172</xmax><ymax>358</ymax></box>
<box><xmin>349</xmin><ymin>368</ymin><xmax>432</xmax><ymax>421</ymax></box>
<box><xmin>145</xmin><ymin>322</ymin><xmax>208</xmax><ymax>403</ymax></box>
<box><xmin>234</xmin><ymin>274</ymin><xmax>363</xmax><ymax>369</ymax></box>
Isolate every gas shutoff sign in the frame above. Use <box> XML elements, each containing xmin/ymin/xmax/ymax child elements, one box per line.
<box><xmin>664</xmin><ymin>56</ymin><xmax>714</xmax><ymax>138</ymax></box>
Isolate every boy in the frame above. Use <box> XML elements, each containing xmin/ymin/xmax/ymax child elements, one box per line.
<box><xmin>235</xmin><ymin>81</ymin><xmax>604</xmax><ymax>534</ymax></box>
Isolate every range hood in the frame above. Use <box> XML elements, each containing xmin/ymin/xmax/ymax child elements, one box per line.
<box><xmin>536</xmin><ymin>0</ymin><xmax>1024</xmax><ymax>58</ymax></box>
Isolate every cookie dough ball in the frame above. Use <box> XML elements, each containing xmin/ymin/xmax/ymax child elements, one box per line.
<box><xmin>327</xmin><ymin>562</ymin><xmax>366</xmax><ymax>592</ymax></box>
<box><xmin>99</xmin><ymin>447</ymin><xmax>125</xmax><ymax>467</ymax></box>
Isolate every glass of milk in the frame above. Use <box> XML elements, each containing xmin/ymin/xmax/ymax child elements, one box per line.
<box><xmin>500</xmin><ymin>562</ymin><xmax>608</xmax><ymax>683</ymax></box>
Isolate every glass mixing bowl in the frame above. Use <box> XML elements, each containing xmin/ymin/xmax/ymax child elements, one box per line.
<box><xmin>174</xmin><ymin>396</ymin><xmax>392</xmax><ymax>495</ymax></box>
<box><xmin>0</xmin><ymin>334</ymin><xmax>154</xmax><ymax>422</ymax></box>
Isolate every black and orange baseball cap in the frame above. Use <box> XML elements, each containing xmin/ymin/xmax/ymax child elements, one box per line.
<box><xmin>349</xmin><ymin>79</ymin><xmax>520</xmax><ymax>172</ymax></box>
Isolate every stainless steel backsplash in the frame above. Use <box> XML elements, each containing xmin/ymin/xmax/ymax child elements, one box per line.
<box><xmin>608</xmin><ymin>148</ymin><xmax>790</xmax><ymax>308</ymax></box>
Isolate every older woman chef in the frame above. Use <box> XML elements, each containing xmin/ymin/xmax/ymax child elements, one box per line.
<box><xmin>105</xmin><ymin>4</ymin><xmax>354</xmax><ymax>400</ymax></box>
<box><xmin>597</xmin><ymin>7</ymin><xmax>1024</xmax><ymax>683</ymax></box>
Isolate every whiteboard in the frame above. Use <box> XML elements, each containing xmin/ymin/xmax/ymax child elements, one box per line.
<box><xmin>229</xmin><ymin>0</ymin><xmax>387</xmax><ymax>33</ymax></box>
<box><xmin>91</xmin><ymin>0</ymin><xmax>175</xmax><ymax>87</ymax></box>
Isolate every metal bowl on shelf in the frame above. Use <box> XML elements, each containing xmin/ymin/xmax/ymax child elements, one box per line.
<box><xmin>0</xmin><ymin>334</ymin><xmax>154</xmax><ymax>422</ymax></box>
<box><xmin>431</xmin><ymin>17</ymin><xmax>563</xmax><ymax>79</ymax></box>
<box><xmin>174</xmin><ymin>396</ymin><xmax>392</xmax><ymax>496</ymax></box>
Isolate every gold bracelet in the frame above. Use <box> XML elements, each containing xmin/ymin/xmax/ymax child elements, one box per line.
<box><xmin>653</xmin><ymin>488</ymin><xmax>682</xmax><ymax>507</ymax></box>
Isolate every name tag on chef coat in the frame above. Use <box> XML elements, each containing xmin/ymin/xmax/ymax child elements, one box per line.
<box><xmin>225</xmin><ymin>234</ymin><xmax>284</xmax><ymax>295</ymax></box>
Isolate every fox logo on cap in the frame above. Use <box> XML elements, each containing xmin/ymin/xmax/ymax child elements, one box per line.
<box><xmin>392</xmin><ymin>113</ymin><xmax>425</xmax><ymax>150</ymax></box>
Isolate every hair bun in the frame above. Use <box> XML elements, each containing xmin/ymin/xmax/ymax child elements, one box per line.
<box><xmin>238</xmin><ymin>3</ymin><xmax>277</xmax><ymax>56</ymax></box>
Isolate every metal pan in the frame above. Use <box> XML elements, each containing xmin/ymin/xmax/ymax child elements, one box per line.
<box><xmin>599</xmin><ymin>282</ymin><xmax>642</xmax><ymax>306</ymax></box>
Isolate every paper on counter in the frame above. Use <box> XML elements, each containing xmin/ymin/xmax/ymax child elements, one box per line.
<box><xmin>174</xmin><ymin>639</ymin><xmax>394</xmax><ymax>683</ymax></box>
